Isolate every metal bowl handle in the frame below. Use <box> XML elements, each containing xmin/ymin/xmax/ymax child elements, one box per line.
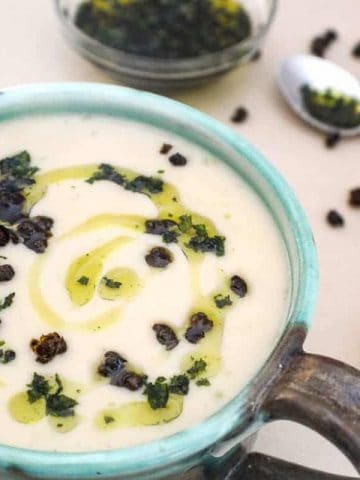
<box><xmin>232</xmin><ymin>352</ymin><xmax>360</xmax><ymax>479</ymax></box>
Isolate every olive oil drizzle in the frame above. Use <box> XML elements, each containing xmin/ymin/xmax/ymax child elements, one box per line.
<box><xmin>25</xmin><ymin>163</ymin><xmax>237</xmax><ymax>431</ymax></box>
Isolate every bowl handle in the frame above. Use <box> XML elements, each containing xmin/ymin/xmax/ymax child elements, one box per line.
<box><xmin>233</xmin><ymin>351</ymin><xmax>360</xmax><ymax>479</ymax></box>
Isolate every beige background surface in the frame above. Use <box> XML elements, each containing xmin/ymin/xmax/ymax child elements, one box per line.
<box><xmin>0</xmin><ymin>0</ymin><xmax>359</xmax><ymax>476</ymax></box>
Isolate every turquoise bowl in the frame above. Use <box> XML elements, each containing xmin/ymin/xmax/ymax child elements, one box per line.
<box><xmin>0</xmin><ymin>83</ymin><xmax>319</xmax><ymax>479</ymax></box>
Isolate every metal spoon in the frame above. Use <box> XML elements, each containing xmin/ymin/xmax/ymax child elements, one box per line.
<box><xmin>277</xmin><ymin>54</ymin><xmax>360</xmax><ymax>136</ymax></box>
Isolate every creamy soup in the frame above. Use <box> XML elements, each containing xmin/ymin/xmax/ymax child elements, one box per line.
<box><xmin>0</xmin><ymin>115</ymin><xmax>289</xmax><ymax>452</ymax></box>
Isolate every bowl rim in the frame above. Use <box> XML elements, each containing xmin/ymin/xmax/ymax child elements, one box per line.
<box><xmin>54</xmin><ymin>0</ymin><xmax>278</xmax><ymax>72</ymax></box>
<box><xmin>0</xmin><ymin>82</ymin><xmax>318</xmax><ymax>477</ymax></box>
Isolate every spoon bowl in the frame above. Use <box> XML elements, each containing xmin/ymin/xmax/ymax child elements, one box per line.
<box><xmin>277</xmin><ymin>54</ymin><xmax>360</xmax><ymax>136</ymax></box>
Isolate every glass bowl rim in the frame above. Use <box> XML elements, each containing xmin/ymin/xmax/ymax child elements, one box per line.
<box><xmin>54</xmin><ymin>0</ymin><xmax>278</xmax><ymax>71</ymax></box>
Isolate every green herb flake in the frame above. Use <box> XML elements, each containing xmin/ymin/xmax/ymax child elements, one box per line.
<box><xmin>169</xmin><ymin>375</ymin><xmax>190</xmax><ymax>395</ymax></box>
<box><xmin>27</xmin><ymin>373</ymin><xmax>51</xmax><ymax>403</ymax></box>
<box><xmin>103</xmin><ymin>276</ymin><xmax>121</xmax><ymax>289</ymax></box>
<box><xmin>196</xmin><ymin>378</ymin><xmax>211</xmax><ymax>387</ymax></box>
<box><xmin>144</xmin><ymin>377</ymin><xmax>169</xmax><ymax>410</ymax></box>
<box><xmin>0</xmin><ymin>292</ymin><xmax>15</xmax><ymax>311</ymax></box>
<box><xmin>178</xmin><ymin>215</ymin><xmax>193</xmax><ymax>233</ymax></box>
<box><xmin>186</xmin><ymin>358</ymin><xmax>207</xmax><ymax>380</ymax></box>
<box><xmin>104</xmin><ymin>415</ymin><xmax>115</xmax><ymax>424</ymax></box>
<box><xmin>77</xmin><ymin>276</ymin><xmax>89</xmax><ymax>286</ymax></box>
<box><xmin>214</xmin><ymin>294</ymin><xmax>233</xmax><ymax>309</ymax></box>
<box><xmin>86</xmin><ymin>163</ymin><xmax>125</xmax><ymax>186</ymax></box>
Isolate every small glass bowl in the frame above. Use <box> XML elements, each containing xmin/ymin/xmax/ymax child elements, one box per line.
<box><xmin>54</xmin><ymin>0</ymin><xmax>277</xmax><ymax>90</ymax></box>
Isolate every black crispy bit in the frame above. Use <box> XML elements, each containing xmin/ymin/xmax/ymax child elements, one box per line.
<box><xmin>104</xmin><ymin>415</ymin><xmax>114</xmax><ymax>424</ymax></box>
<box><xmin>145</xmin><ymin>246</ymin><xmax>173</xmax><ymax>268</ymax></box>
<box><xmin>230</xmin><ymin>275</ymin><xmax>248</xmax><ymax>298</ymax></box>
<box><xmin>0</xmin><ymin>226</ymin><xmax>9</xmax><ymax>247</ymax></box>
<box><xmin>144</xmin><ymin>377</ymin><xmax>169</xmax><ymax>410</ymax></box>
<box><xmin>169</xmin><ymin>375</ymin><xmax>190</xmax><ymax>395</ymax></box>
<box><xmin>349</xmin><ymin>188</ymin><xmax>360</xmax><ymax>207</ymax></box>
<box><xmin>214</xmin><ymin>294</ymin><xmax>233</xmax><ymax>309</ymax></box>
<box><xmin>16</xmin><ymin>216</ymin><xmax>54</xmax><ymax>254</ymax></box>
<box><xmin>186</xmin><ymin>358</ymin><xmax>207</xmax><ymax>379</ymax></box>
<box><xmin>326</xmin><ymin>210</ymin><xmax>344</xmax><ymax>227</ymax></box>
<box><xmin>160</xmin><ymin>143</ymin><xmax>173</xmax><ymax>155</ymax></box>
<box><xmin>110</xmin><ymin>370</ymin><xmax>144</xmax><ymax>391</ymax></box>
<box><xmin>0</xmin><ymin>348</ymin><xmax>16</xmax><ymax>364</ymax></box>
<box><xmin>169</xmin><ymin>153</ymin><xmax>187</xmax><ymax>167</ymax></box>
<box><xmin>86</xmin><ymin>163</ymin><xmax>125</xmax><ymax>186</ymax></box>
<box><xmin>0</xmin><ymin>292</ymin><xmax>15</xmax><ymax>311</ymax></box>
<box><xmin>325</xmin><ymin>132</ymin><xmax>341</xmax><ymax>148</ymax></box>
<box><xmin>98</xmin><ymin>351</ymin><xmax>127</xmax><ymax>378</ymax></box>
<box><xmin>0</xmin><ymin>151</ymin><xmax>38</xmax><ymax>181</ymax></box>
<box><xmin>185</xmin><ymin>312</ymin><xmax>214</xmax><ymax>344</ymax></box>
<box><xmin>0</xmin><ymin>191</ymin><xmax>25</xmax><ymax>224</ymax></box>
<box><xmin>231</xmin><ymin>107</ymin><xmax>248</xmax><ymax>124</ymax></box>
<box><xmin>310</xmin><ymin>29</ymin><xmax>338</xmax><ymax>57</ymax></box>
<box><xmin>0</xmin><ymin>264</ymin><xmax>14</xmax><ymax>282</ymax></box>
<box><xmin>352</xmin><ymin>41</ymin><xmax>360</xmax><ymax>58</ymax></box>
<box><xmin>152</xmin><ymin>323</ymin><xmax>179</xmax><ymax>351</ymax></box>
<box><xmin>30</xmin><ymin>333</ymin><xmax>67</xmax><ymax>364</ymax></box>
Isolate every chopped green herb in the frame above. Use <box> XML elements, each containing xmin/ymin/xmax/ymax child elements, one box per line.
<box><xmin>0</xmin><ymin>151</ymin><xmax>38</xmax><ymax>182</ymax></box>
<box><xmin>75</xmin><ymin>0</ymin><xmax>252</xmax><ymax>59</ymax></box>
<box><xmin>144</xmin><ymin>377</ymin><xmax>169</xmax><ymax>410</ymax></box>
<box><xmin>178</xmin><ymin>215</ymin><xmax>193</xmax><ymax>233</ymax></box>
<box><xmin>27</xmin><ymin>373</ymin><xmax>50</xmax><ymax>403</ymax></box>
<box><xmin>196</xmin><ymin>378</ymin><xmax>211</xmax><ymax>387</ymax></box>
<box><xmin>0</xmin><ymin>347</ymin><xmax>16</xmax><ymax>364</ymax></box>
<box><xmin>214</xmin><ymin>294</ymin><xmax>233</xmax><ymax>309</ymax></box>
<box><xmin>103</xmin><ymin>276</ymin><xmax>121</xmax><ymax>289</ymax></box>
<box><xmin>86</xmin><ymin>163</ymin><xmax>125</xmax><ymax>186</ymax></box>
<box><xmin>169</xmin><ymin>375</ymin><xmax>190</xmax><ymax>395</ymax></box>
<box><xmin>187</xmin><ymin>228</ymin><xmax>225</xmax><ymax>257</ymax></box>
<box><xmin>26</xmin><ymin>373</ymin><xmax>78</xmax><ymax>417</ymax></box>
<box><xmin>125</xmin><ymin>175</ymin><xmax>163</xmax><ymax>195</ymax></box>
<box><xmin>0</xmin><ymin>292</ymin><xmax>15</xmax><ymax>311</ymax></box>
<box><xmin>104</xmin><ymin>415</ymin><xmax>115</xmax><ymax>424</ymax></box>
<box><xmin>301</xmin><ymin>84</ymin><xmax>360</xmax><ymax>129</ymax></box>
<box><xmin>186</xmin><ymin>358</ymin><xmax>207</xmax><ymax>380</ymax></box>
<box><xmin>157</xmin><ymin>170</ymin><xmax>165</xmax><ymax>174</ymax></box>
<box><xmin>77</xmin><ymin>276</ymin><xmax>89</xmax><ymax>286</ymax></box>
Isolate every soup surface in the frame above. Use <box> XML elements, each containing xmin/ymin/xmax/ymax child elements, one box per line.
<box><xmin>0</xmin><ymin>114</ymin><xmax>289</xmax><ymax>452</ymax></box>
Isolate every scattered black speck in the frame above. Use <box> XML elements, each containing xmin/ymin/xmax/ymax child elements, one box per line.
<box><xmin>352</xmin><ymin>41</ymin><xmax>360</xmax><ymax>58</ymax></box>
<box><xmin>251</xmin><ymin>49</ymin><xmax>262</xmax><ymax>61</ymax></box>
<box><xmin>169</xmin><ymin>153</ymin><xmax>187</xmax><ymax>167</ymax></box>
<box><xmin>160</xmin><ymin>143</ymin><xmax>173</xmax><ymax>155</ymax></box>
<box><xmin>0</xmin><ymin>226</ymin><xmax>9</xmax><ymax>247</ymax></box>
<box><xmin>310</xmin><ymin>29</ymin><xmax>337</xmax><ymax>57</ymax></box>
<box><xmin>0</xmin><ymin>264</ymin><xmax>14</xmax><ymax>282</ymax></box>
<box><xmin>325</xmin><ymin>29</ymin><xmax>338</xmax><ymax>43</ymax></box>
<box><xmin>153</xmin><ymin>323</ymin><xmax>179</xmax><ymax>350</ymax></box>
<box><xmin>231</xmin><ymin>107</ymin><xmax>248</xmax><ymax>123</ymax></box>
<box><xmin>185</xmin><ymin>312</ymin><xmax>214</xmax><ymax>344</ymax></box>
<box><xmin>326</xmin><ymin>210</ymin><xmax>344</xmax><ymax>227</ymax></box>
<box><xmin>325</xmin><ymin>132</ymin><xmax>341</xmax><ymax>148</ymax></box>
<box><xmin>104</xmin><ymin>415</ymin><xmax>114</xmax><ymax>424</ymax></box>
<box><xmin>1</xmin><ymin>349</ymin><xmax>16</xmax><ymax>364</ymax></box>
<box><xmin>349</xmin><ymin>188</ymin><xmax>360</xmax><ymax>207</ymax></box>
<box><xmin>230</xmin><ymin>275</ymin><xmax>248</xmax><ymax>298</ymax></box>
<box><xmin>77</xmin><ymin>276</ymin><xmax>89</xmax><ymax>286</ymax></box>
<box><xmin>145</xmin><ymin>247</ymin><xmax>173</xmax><ymax>268</ymax></box>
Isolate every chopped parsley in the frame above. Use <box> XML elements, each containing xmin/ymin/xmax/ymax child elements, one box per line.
<box><xmin>178</xmin><ymin>214</ymin><xmax>193</xmax><ymax>233</ymax></box>
<box><xmin>214</xmin><ymin>294</ymin><xmax>233</xmax><ymax>309</ymax></box>
<box><xmin>144</xmin><ymin>377</ymin><xmax>169</xmax><ymax>409</ymax></box>
<box><xmin>169</xmin><ymin>375</ymin><xmax>189</xmax><ymax>395</ymax></box>
<box><xmin>86</xmin><ymin>163</ymin><xmax>125</xmax><ymax>186</ymax></box>
<box><xmin>104</xmin><ymin>415</ymin><xmax>115</xmax><ymax>424</ymax></box>
<box><xmin>186</xmin><ymin>358</ymin><xmax>207</xmax><ymax>380</ymax></box>
<box><xmin>103</xmin><ymin>277</ymin><xmax>121</xmax><ymax>289</ymax></box>
<box><xmin>77</xmin><ymin>276</ymin><xmax>89</xmax><ymax>286</ymax></box>
<box><xmin>26</xmin><ymin>373</ymin><xmax>78</xmax><ymax>417</ymax></box>
<box><xmin>196</xmin><ymin>378</ymin><xmax>211</xmax><ymax>387</ymax></box>
<box><xmin>0</xmin><ymin>292</ymin><xmax>15</xmax><ymax>311</ymax></box>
